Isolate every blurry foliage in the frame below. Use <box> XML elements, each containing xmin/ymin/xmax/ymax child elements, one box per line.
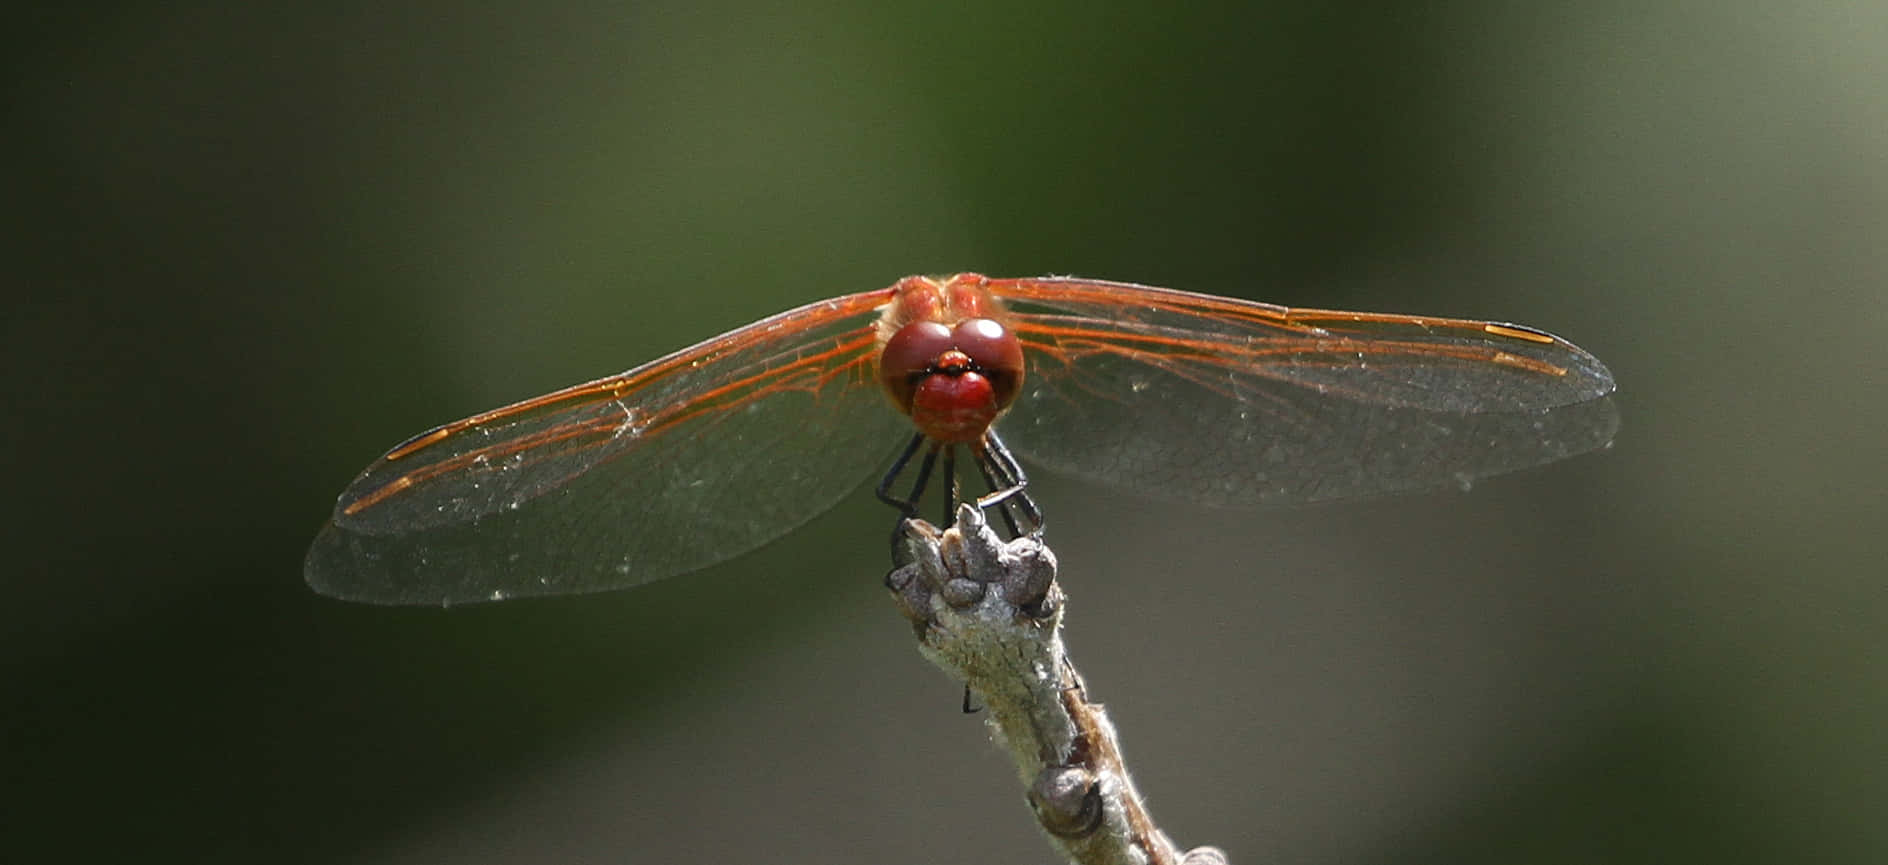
<box><xmin>6</xmin><ymin>1</ymin><xmax>1884</xmax><ymax>863</ymax></box>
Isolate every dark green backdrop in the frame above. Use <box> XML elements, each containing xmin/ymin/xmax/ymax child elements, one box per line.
<box><xmin>8</xmin><ymin>2</ymin><xmax>1883</xmax><ymax>863</ymax></box>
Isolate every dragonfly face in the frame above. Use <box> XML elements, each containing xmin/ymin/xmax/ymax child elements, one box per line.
<box><xmin>874</xmin><ymin>275</ymin><xmax>1027</xmax><ymax>444</ymax></box>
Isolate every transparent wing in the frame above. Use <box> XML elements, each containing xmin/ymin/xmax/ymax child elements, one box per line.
<box><xmin>305</xmin><ymin>289</ymin><xmax>906</xmax><ymax>605</ymax></box>
<box><xmin>989</xmin><ymin>277</ymin><xmax>1619</xmax><ymax>505</ymax></box>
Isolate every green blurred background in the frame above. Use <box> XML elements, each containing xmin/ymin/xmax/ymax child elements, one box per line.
<box><xmin>8</xmin><ymin>2</ymin><xmax>1883</xmax><ymax>863</ymax></box>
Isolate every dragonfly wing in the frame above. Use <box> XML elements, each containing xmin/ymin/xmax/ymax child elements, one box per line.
<box><xmin>306</xmin><ymin>290</ymin><xmax>907</xmax><ymax>605</ymax></box>
<box><xmin>990</xmin><ymin>277</ymin><xmax>1619</xmax><ymax>506</ymax></box>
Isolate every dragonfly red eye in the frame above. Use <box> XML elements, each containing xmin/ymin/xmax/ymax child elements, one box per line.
<box><xmin>878</xmin><ymin>320</ymin><xmax>954</xmax><ymax>411</ymax></box>
<box><xmin>949</xmin><ymin>318</ymin><xmax>1026</xmax><ymax>409</ymax></box>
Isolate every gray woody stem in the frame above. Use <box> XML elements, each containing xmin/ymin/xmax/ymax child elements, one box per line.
<box><xmin>885</xmin><ymin>504</ymin><xmax>1228</xmax><ymax>865</ymax></box>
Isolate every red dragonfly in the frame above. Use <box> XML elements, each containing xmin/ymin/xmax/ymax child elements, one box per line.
<box><xmin>306</xmin><ymin>274</ymin><xmax>1617</xmax><ymax>605</ymax></box>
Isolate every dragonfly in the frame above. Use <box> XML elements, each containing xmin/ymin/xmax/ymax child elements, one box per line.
<box><xmin>305</xmin><ymin>274</ymin><xmax>1618</xmax><ymax>605</ymax></box>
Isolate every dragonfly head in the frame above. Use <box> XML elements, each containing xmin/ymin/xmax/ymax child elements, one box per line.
<box><xmin>878</xmin><ymin>316</ymin><xmax>1025</xmax><ymax>443</ymax></box>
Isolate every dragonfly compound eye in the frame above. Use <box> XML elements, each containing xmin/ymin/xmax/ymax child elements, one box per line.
<box><xmin>878</xmin><ymin>320</ymin><xmax>956</xmax><ymax>412</ymax></box>
<box><xmin>949</xmin><ymin>318</ymin><xmax>1025</xmax><ymax>410</ymax></box>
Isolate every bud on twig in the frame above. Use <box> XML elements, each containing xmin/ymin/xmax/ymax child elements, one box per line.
<box><xmin>886</xmin><ymin>505</ymin><xmax>1227</xmax><ymax>865</ymax></box>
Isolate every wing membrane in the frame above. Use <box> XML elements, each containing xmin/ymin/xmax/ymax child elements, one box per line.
<box><xmin>990</xmin><ymin>277</ymin><xmax>1618</xmax><ymax>505</ymax></box>
<box><xmin>305</xmin><ymin>289</ymin><xmax>904</xmax><ymax>605</ymax></box>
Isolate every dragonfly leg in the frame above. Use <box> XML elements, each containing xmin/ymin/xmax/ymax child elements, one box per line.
<box><xmin>875</xmin><ymin>433</ymin><xmax>935</xmax><ymax>519</ymax></box>
<box><xmin>974</xmin><ymin>429</ymin><xmax>1043</xmax><ymax>538</ymax></box>
<box><xmin>941</xmin><ymin>445</ymin><xmax>961</xmax><ymax>527</ymax></box>
<box><xmin>879</xmin><ymin>431</ymin><xmax>1037</xmax><ymax>536</ymax></box>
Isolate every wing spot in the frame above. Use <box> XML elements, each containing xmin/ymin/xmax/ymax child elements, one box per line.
<box><xmin>1484</xmin><ymin>323</ymin><xmax>1556</xmax><ymax>344</ymax></box>
<box><xmin>387</xmin><ymin>427</ymin><xmax>452</xmax><ymax>460</ymax></box>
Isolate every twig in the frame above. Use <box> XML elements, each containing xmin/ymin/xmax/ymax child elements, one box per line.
<box><xmin>885</xmin><ymin>504</ymin><xmax>1229</xmax><ymax>865</ymax></box>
